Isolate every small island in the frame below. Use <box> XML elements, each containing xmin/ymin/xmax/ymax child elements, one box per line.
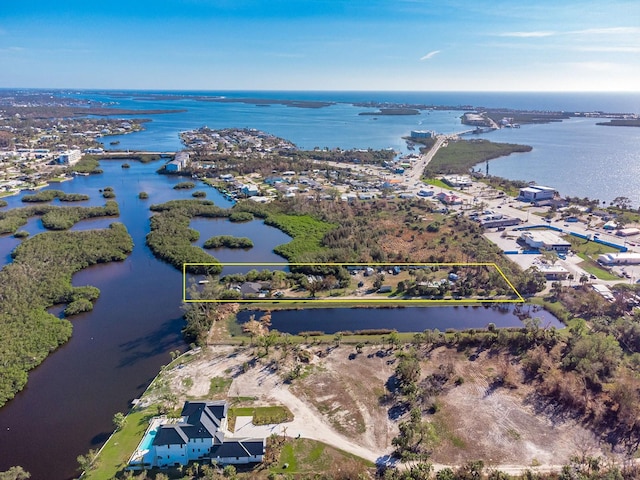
<box><xmin>203</xmin><ymin>235</ymin><xmax>254</xmax><ymax>249</ymax></box>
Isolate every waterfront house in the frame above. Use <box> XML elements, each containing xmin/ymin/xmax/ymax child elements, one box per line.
<box><xmin>165</xmin><ymin>152</ymin><xmax>190</xmax><ymax>172</ymax></box>
<box><xmin>128</xmin><ymin>401</ymin><xmax>266</xmax><ymax>470</ymax></box>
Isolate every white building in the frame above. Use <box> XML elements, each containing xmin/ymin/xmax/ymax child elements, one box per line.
<box><xmin>518</xmin><ymin>185</ymin><xmax>556</xmax><ymax>203</ymax></box>
<box><xmin>442</xmin><ymin>175</ymin><xmax>473</xmax><ymax>188</ymax></box>
<box><xmin>166</xmin><ymin>151</ymin><xmax>190</xmax><ymax>172</ymax></box>
<box><xmin>520</xmin><ymin>231</ymin><xmax>571</xmax><ymax>252</ymax></box>
<box><xmin>128</xmin><ymin>401</ymin><xmax>265</xmax><ymax>470</ymax></box>
<box><xmin>536</xmin><ymin>264</ymin><xmax>570</xmax><ymax>280</ymax></box>
<box><xmin>57</xmin><ymin>149</ymin><xmax>82</xmax><ymax>166</ymax></box>
<box><xmin>598</xmin><ymin>252</ymin><xmax>640</xmax><ymax>265</ymax></box>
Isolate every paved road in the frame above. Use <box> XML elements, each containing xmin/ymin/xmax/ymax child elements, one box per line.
<box><xmin>405</xmin><ymin>135</ymin><xmax>446</xmax><ymax>183</ymax></box>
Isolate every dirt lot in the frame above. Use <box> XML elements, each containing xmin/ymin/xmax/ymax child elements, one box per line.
<box><xmin>155</xmin><ymin>343</ymin><xmax>607</xmax><ymax>471</ymax></box>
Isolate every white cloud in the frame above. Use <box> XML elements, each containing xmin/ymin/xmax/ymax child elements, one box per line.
<box><xmin>570</xmin><ymin>27</ymin><xmax>640</xmax><ymax>35</ymax></box>
<box><xmin>573</xmin><ymin>45</ymin><xmax>640</xmax><ymax>53</ymax></box>
<box><xmin>420</xmin><ymin>50</ymin><xmax>440</xmax><ymax>61</ymax></box>
<box><xmin>567</xmin><ymin>61</ymin><xmax>625</xmax><ymax>72</ymax></box>
<box><xmin>498</xmin><ymin>31</ymin><xmax>555</xmax><ymax>38</ymax></box>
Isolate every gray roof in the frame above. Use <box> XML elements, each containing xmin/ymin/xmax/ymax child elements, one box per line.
<box><xmin>240</xmin><ymin>282</ymin><xmax>262</xmax><ymax>295</ymax></box>
<box><xmin>154</xmin><ymin>425</ymin><xmax>189</xmax><ymax>446</ymax></box>
<box><xmin>152</xmin><ymin>401</ymin><xmax>227</xmax><ymax>446</ymax></box>
<box><xmin>210</xmin><ymin>439</ymin><xmax>265</xmax><ymax>459</ymax></box>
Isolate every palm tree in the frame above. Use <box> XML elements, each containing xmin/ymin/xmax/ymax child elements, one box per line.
<box><xmin>579</xmin><ymin>274</ymin><xmax>589</xmax><ymax>288</ymax></box>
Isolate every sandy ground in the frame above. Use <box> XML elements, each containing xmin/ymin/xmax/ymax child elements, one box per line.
<box><xmin>158</xmin><ymin>344</ymin><xmax>611</xmax><ymax>473</ymax></box>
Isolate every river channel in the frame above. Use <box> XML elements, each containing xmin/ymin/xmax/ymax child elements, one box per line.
<box><xmin>0</xmin><ymin>159</ymin><xmax>560</xmax><ymax>479</ymax></box>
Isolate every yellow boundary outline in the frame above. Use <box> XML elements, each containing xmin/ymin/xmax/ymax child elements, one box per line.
<box><xmin>183</xmin><ymin>262</ymin><xmax>524</xmax><ymax>304</ymax></box>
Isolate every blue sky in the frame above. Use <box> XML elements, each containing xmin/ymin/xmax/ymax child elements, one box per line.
<box><xmin>1</xmin><ymin>0</ymin><xmax>639</xmax><ymax>91</ymax></box>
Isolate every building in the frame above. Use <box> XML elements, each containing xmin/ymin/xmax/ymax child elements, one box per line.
<box><xmin>165</xmin><ymin>151</ymin><xmax>190</xmax><ymax>172</ymax></box>
<box><xmin>436</xmin><ymin>192</ymin><xmax>463</xmax><ymax>205</ymax></box>
<box><xmin>519</xmin><ymin>231</ymin><xmax>571</xmax><ymax>252</ymax></box>
<box><xmin>57</xmin><ymin>149</ymin><xmax>82</xmax><ymax>166</ymax></box>
<box><xmin>518</xmin><ymin>185</ymin><xmax>556</xmax><ymax>203</ymax></box>
<box><xmin>128</xmin><ymin>401</ymin><xmax>265</xmax><ymax>470</ymax></box>
<box><xmin>616</xmin><ymin>228</ymin><xmax>640</xmax><ymax>237</ymax></box>
<box><xmin>479</xmin><ymin>216</ymin><xmax>521</xmax><ymax>228</ymax></box>
<box><xmin>241</xmin><ymin>184</ymin><xmax>259</xmax><ymax>197</ymax></box>
<box><xmin>410</xmin><ymin>130</ymin><xmax>433</xmax><ymax>139</ymax></box>
<box><xmin>592</xmin><ymin>284</ymin><xmax>615</xmax><ymax>302</ymax></box>
<box><xmin>536</xmin><ymin>264</ymin><xmax>570</xmax><ymax>280</ymax></box>
<box><xmin>598</xmin><ymin>252</ymin><xmax>640</xmax><ymax>265</ymax></box>
<box><xmin>442</xmin><ymin>175</ymin><xmax>473</xmax><ymax>188</ymax></box>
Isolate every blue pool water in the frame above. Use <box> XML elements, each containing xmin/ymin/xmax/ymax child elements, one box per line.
<box><xmin>139</xmin><ymin>427</ymin><xmax>158</xmax><ymax>451</ymax></box>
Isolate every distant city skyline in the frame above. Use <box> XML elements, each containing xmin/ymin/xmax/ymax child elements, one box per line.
<box><xmin>1</xmin><ymin>0</ymin><xmax>639</xmax><ymax>91</ymax></box>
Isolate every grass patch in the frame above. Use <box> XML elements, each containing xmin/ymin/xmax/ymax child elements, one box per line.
<box><xmin>565</xmin><ymin>235</ymin><xmax>618</xmax><ymax>256</ymax></box>
<box><xmin>422</xmin><ymin>177</ymin><xmax>449</xmax><ymax>189</ymax></box>
<box><xmin>208</xmin><ymin>376</ymin><xmax>232</xmax><ymax>397</ymax></box>
<box><xmin>577</xmin><ymin>253</ymin><xmax>620</xmax><ymax>280</ymax></box>
<box><xmin>425</xmin><ymin>139</ymin><xmax>532</xmax><ymax>176</ymax></box>
<box><xmin>228</xmin><ymin>405</ymin><xmax>294</xmax><ymax>432</ymax></box>
<box><xmin>264</xmin><ymin>213</ymin><xmax>336</xmax><ymax>261</ymax></box>
<box><xmin>273</xmin><ymin>438</ymin><xmax>374</xmax><ymax>475</ymax></box>
<box><xmin>83</xmin><ymin>408</ymin><xmax>154</xmax><ymax>480</ymax></box>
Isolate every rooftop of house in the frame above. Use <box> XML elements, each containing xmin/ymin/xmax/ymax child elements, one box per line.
<box><xmin>153</xmin><ymin>401</ymin><xmax>228</xmax><ymax>447</ymax></box>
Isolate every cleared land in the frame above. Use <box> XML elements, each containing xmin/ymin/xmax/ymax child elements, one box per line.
<box><xmin>146</xmin><ymin>344</ymin><xmax>605</xmax><ymax>472</ymax></box>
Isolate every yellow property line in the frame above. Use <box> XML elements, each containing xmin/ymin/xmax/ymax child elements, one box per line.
<box><xmin>183</xmin><ymin>262</ymin><xmax>525</xmax><ymax>304</ymax></box>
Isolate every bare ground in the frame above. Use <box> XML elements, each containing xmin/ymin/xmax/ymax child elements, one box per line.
<box><xmin>153</xmin><ymin>343</ymin><xmax>609</xmax><ymax>472</ymax></box>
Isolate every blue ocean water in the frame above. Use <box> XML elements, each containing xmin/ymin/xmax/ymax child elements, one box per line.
<box><xmin>72</xmin><ymin>90</ymin><xmax>640</xmax><ymax>206</ymax></box>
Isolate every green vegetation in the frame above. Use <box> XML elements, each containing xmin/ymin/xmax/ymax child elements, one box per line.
<box><xmin>577</xmin><ymin>253</ymin><xmax>620</xmax><ymax>280</ymax></box>
<box><xmin>228</xmin><ymin>405</ymin><xmax>293</xmax><ymax>430</ymax></box>
<box><xmin>99</xmin><ymin>153</ymin><xmax>162</xmax><ymax>163</ymax></box>
<box><xmin>274</xmin><ymin>438</ymin><xmax>374</xmax><ymax>476</ymax></box>
<box><xmin>138</xmin><ymin>191</ymin><xmax>148</xmax><ymax>199</ymax></box>
<box><xmin>424</xmin><ymin>139</ymin><xmax>532</xmax><ymax>176</ymax></box>
<box><xmin>146</xmin><ymin>204</ymin><xmax>222</xmax><ymax>275</ymax></box>
<box><xmin>0</xmin><ymin>201</ymin><xmax>119</xmax><ymax>234</ymax></box>
<box><xmin>121</xmin><ymin>163</ymin><xmax>130</xmax><ymax>169</ymax></box>
<box><xmin>204</xmin><ymin>235</ymin><xmax>253</xmax><ymax>249</ymax></box>
<box><xmin>0</xmin><ymin>223</ymin><xmax>133</xmax><ymax>407</ymax></box>
<box><xmin>229</xmin><ymin>211</ymin><xmax>253</xmax><ymax>222</ymax></box>
<box><xmin>82</xmin><ymin>408</ymin><xmax>154</xmax><ymax>480</ymax></box>
<box><xmin>191</xmin><ymin>190</ymin><xmax>206</xmax><ymax>198</ymax></box>
<box><xmin>21</xmin><ymin>190</ymin><xmax>89</xmax><ymax>203</ymax></box>
<box><xmin>208</xmin><ymin>376</ymin><xmax>233</xmax><ymax>397</ymax></box>
<box><xmin>422</xmin><ymin>178</ymin><xmax>449</xmax><ymax>189</ymax></box>
<box><xmin>173</xmin><ymin>181</ymin><xmax>196</xmax><ymax>190</ymax></box>
<box><xmin>265</xmin><ymin>213</ymin><xmax>335</xmax><ymax>261</ymax></box>
<box><xmin>0</xmin><ymin>200</ymin><xmax>7</xmax><ymax>208</ymax></box>
<box><xmin>71</xmin><ymin>155</ymin><xmax>101</xmax><ymax>174</ymax></box>
<box><xmin>13</xmin><ymin>230</ymin><xmax>29</xmax><ymax>238</ymax></box>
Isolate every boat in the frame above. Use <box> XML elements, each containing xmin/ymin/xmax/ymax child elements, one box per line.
<box><xmin>110</xmin><ymin>140</ymin><xmax>120</xmax><ymax>145</ymax></box>
<box><xmin>198</xmin><ymin>280</ymin><xmax>210</xmax><ymax>285</ymax></box>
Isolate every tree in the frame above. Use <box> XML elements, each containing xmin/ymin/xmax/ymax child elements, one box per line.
<box><xmin>112</xmin><ymin>411</ymin><xmax>127</xmax><ymax>431</ymax></box>
<box><xmin>611</xmin><ymin>196</ymin><xmax>631</xmax><ymax>210</ymax></box>
<box><xmin>395</xmin><ymin>354</ymin><xmax>421</xmax><ymax>389</ymax></box>
<box><xmin>76</xmin><ymin>448</ymin><xmax>99</xmax><ymax>473</ymax></box>
<box><xmin>222</xmin><ymin>465</ymin><xmax>237</xmax><ymax>479</ymax></box>
<box><xmin>373</xmin><ymin>273</ymin><xmax>385</xmax><ymax>290</ymax></box>
<box><xmin>0</xmin><ymin>466</ymin><xmax>30</xmax><ymax>480</ymax></box>
<box><xmin>541</xmin><ymin>249</ymin><xmax>559</xmax><ymax>266</ymax></box>
<box><xmin>579</xmin><ymin>274</ymin><xmax>590</xmax><ymax>288</ymax></box>
<box><xmin>387</xmin><ymin>331</ymin><xmax>400</xmax><ymax>349</ymax></box>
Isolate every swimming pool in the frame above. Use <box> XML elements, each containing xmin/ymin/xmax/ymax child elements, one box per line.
<box><xmin>138</xmin><ymin>427</ymin><xmax>158</xmax><ymax>452</ymax></box>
